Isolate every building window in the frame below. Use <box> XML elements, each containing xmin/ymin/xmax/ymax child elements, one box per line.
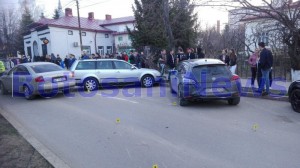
<box><xmin>105</xmin><ymin>34</ymin><xmax>109</xmax><ymax>38</ymax></box>
<box><xmin>68</xmin><ymin>30</ymin><xmax>73</xmax><ymax>35</ymax></box>
<box><xmin>258</xmin><ymin>32</ymin><xmax>269</xmax><ymax>46</ymax></box>
<box><xmin>118</xmin><ymin>36</ymin><xmax>123</xmax><ymax>41</ymax></box>
<box><xmin>82</xmin><ymin>32</ymin><xmax>86</xmax><ymax>36</ymax></box>
<box><xmin>106</xmin><ymin>46</ymin><xmax>112</xmax><ymax>54</ymax></box>
<box><xmin>98</xmin><ymin>46</ymin><xmax>104</xmax><ymax>55</ymax></box>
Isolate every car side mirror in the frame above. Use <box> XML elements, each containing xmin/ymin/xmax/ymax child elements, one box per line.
<box><xmin>131</xmin><ymin>66</ymin><xmax>137</xmax><ymax>70</ymax></box>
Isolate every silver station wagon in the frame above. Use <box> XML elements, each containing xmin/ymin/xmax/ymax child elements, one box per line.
<box><xmin>70</xmin><ymin>59</ymin><xmax>162</xmax><ymax>90</ymax></box>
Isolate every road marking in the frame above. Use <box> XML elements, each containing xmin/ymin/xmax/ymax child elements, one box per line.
<box><xmin>105</xmin><ymin>97</ymin><xmax>138</xmax><ymax>104</ymax></box>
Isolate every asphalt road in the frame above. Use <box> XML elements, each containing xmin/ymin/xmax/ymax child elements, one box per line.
<box><xmin>0</xmin><ymin>86</ymin><xmax>299</xmax><ymax>168</ymax></box>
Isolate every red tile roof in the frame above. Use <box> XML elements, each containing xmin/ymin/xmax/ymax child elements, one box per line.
<box><xmin>30</xmin><ymin>15</ymin><xmax>135</xmax><ymax>33</ymax></box>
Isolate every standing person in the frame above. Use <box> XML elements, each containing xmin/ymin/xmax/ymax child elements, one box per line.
<box><xmin>122</xmin><ymin>52</ymin><xmax>129</xmax><ymax>62</ymax></box>
<box><xmin>158</xmin><ymin>49</ymin><xmax>167</xmax><ymax>76</ymax></box>
<box><xmin>5</xmin><ymin>57</ymin><xmax>14</xmax><ymax>70</ymax></box>
<box><xmin>64</xmin><ymin>55</ymin><xmax>70</xmax><ymax>69</ymax></box>
<box><xmin>140</xmin><ymin>52</ymin><xmax>146</xmax><ymax>68</ymax></box>
<box><xmin>68</xmin><ymin>54</ymin><xmax>76</xmax><ymax>68</ymax></box>
<box><xmin>56</xmin><ymin>54</ymin><xmax>62</xmax><ymax>66</ymax></box>
<box><xmin>167</xmin><ymin>49</ymin><xmax>176</xmax><ymax>70</ymax></box>
<box><xmin>197</xmin><ymin>47</ymin><xmax>205</xmax><ymax>58</ymax></box>
<box><xmin>129</xmin><ymin>51</ymin><xmax>136</xmax><ymax>65</ymax></box>
<box><xmin>218</xmin><ymin>49</ymin><xmax>229</xmax><ymax>65</ymax></box>
<box><xmin>135</xmin><ymin>52</ymin><xmax>142</xmax><ymax>68</ymax></box>
<box><xmin>256</xmin><ymin>53</ymin><xmax>262</xmax><ymax>89</ymax></box>
<box><xmin>21</xmin><ymin>55</ymin><xmax>28</xmax><ymax>63</ymax></box>
<box><xmin>176</xmin><ymin>47</ymin><xmax>186</xmax><ymax>64</ymax></box>
<box><xmin>248</xmin><ymin>49</ymin><xmax>259</xmax><ymax>87</ymax></box>
<box><xmin>50</xmin><ymin>53</ymin><xmax>56</xmax><ymax>63</ymax></box>
<box><xmin>186</xmin><ymin>48</ymin><xmax>195</xmax><ymax>60</ymax></box>
<box><xmin>228</xmin><ymin>49</ymin><xmax>237</xmax><ymax>74</ymax></box>
<box><xmin>257</xmin><ymin>42</ymin><xmax>273</xmax><ymax>95</ymax></box>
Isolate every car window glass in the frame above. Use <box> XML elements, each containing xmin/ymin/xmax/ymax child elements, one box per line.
<box><xmin>96</xmin><ymin>61</ymin><xmax>113</xmax><ymax>69</ymax></box>
<box><xmin>8</xmin><ymin>67</ymin><xmax>17</xmax><ymax>75</ymax></box>
<box><xmin>31</xmin><ymin>64</ymin><xmax>63</xmax><ymax>73</ymax></box>
<box><xmin>76</xmin><ymin>61</ymin><xmax>96</xmax><ymax>70</ymax></box>
<box><xmin>114</xmin><ymin>61</ymin><xmax>131</xmax><ymax>69</ymax></box>
<box><xmin>15</xmin><ymin>66</ymin><xmax>30</xmax><ymax>75</ymax></box>
<box><xmin>192</xmin><ymin>64</ymin><xmax>231</xmax><ymax>82</ymax></box>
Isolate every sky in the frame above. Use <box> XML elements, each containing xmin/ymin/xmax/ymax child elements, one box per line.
<box><xmin>0</xmin><ymin>0</ymin><xmax>231</xmax><ymax>28</ymax></box>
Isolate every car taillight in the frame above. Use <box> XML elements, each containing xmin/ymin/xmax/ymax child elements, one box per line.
<box><xmin>231</xmin><ymin>75</ymin><xmax>240</xmax><ymax>81</ymax></box>
<box><xmin>70</xmin><ymin>71</ymin><xmax>74</xmax><ymax>78</ymax></box>
<box><xmin>35</xmin><ymin>76</ymin><xmax>44</xmax><ymax>82</ymax></box>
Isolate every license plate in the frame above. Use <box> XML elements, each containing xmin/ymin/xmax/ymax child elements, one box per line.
<box><xmin>205</xmin><ymin>88</ymin><xmax>224</xmax><ymax>93</ymax></box>
<box><xmin>53</xmin><ymin>77</ymin><xmax>66</xmax><ymax>82</ymax></box>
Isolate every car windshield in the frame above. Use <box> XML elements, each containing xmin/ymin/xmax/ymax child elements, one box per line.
<box><xmin>192</xmin><ymin>64</ymin><xmax>231</xmax><ymax>82</ymax></box>
<box><xmin>30</xmin><ymin>64</ymin><xmax>63</xmax><ymax>73</ymax></box>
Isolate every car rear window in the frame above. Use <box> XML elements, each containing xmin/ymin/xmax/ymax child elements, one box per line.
<box><xmin>76</xmin><ymin>61</ymin><xmax>96</xmax><ymax>70</ymax></box>
<box><xmin>30</xmin><ymin>64</ymin><xmax>63</xmax><ymax>73</ymax></box>
<box><xmin>192</xmin><ymin>64</ymin><xmax>231</xmax><ymax>82</ymax></box>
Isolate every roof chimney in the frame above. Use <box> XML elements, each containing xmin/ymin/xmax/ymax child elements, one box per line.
<box><xmin>217</xmin><ymin>20</ymin><xmax>220</xmax><ymax>34</ymax></box>
<box><xmin>88</xmin><ymin>12</ymin><xmax>94</xmax><ymax>20</ymax></box>
<box><xmin>65</xmin><ymin>8</ymin><xmax>73</xmax><ymax>17</ymax></box>
<box><xmin>105</xmin><ymin>14</ymin><xmax>112</xmax><ymax>20</ymax></box>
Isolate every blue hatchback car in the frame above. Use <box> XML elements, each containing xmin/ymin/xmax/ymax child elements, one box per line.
<box><xmin>169</xmin><ymin>59</ymin><xmax>241</xmax><ymax>106</ymax></box>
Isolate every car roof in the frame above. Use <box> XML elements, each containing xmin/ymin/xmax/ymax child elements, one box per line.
<box><xmin>183</xmin><ymin>59</ymin><xmax>225</xmax><ymax>67</ymax></box>
<box><xmin>77</xmin><ymin>59</ymin><xmax>119</xmax><ymax>62</ymax></box>
<box><xmin>18</xmin><ymin>62</ymin><xmax>57</xmax><ymax>66</ymax></box>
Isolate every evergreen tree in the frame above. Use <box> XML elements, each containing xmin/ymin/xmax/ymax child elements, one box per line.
<box><xmin>53</xmin><ymin>9</ymin><xmax>60</xmax><ymax>19</ymax></box>
<box><xmin>16</xmin><ymin>4</ymin><xmax>34</xmax><ymax>54</ymax></box>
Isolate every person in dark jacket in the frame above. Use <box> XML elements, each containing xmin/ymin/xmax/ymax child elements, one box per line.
<box><xmin>197</xmin><ymin>47</ymin><xmax>205</xmax><ymax>58</ymax></box>
<box><xmin>64</xmin><ymin>55</ymin><xmax>70</xmax><ymax>69</ymax></box>
<box><xmin>176</xmin><ymin>47</ymin><xmax>186</xmax><ymax>64</ymax></box>
<box><xmin>129</xmin><ymin>51</ymin><xmax>136</xmax><ymax>65</ymax></box>
<box><xmin>186</xmin><ymin>48</ymin><xmax>195</xmax><ymax>60</ymax></box>
<box><xmin>56</xmin><ymin>54</ymin><xmax>62</xmax><ymax>65</ymax></box>
<box><xmin>167</xmin><ymin>49</ymin><xmax>176</xmax><ymax>69</ymax></box>
<box><xmin>257</xmin><ymin>42</ymin><xmax>273</xmax><ymax>95</ymax></box>
<box><xmin>228</xmin><ymin>49</ymin><xmax>237</xmax><ymax>74</ymax></box>
<box><xmin>218</xmin><ymin>49</ymin><xmax>229</xmax><ymax>65</ymax></box>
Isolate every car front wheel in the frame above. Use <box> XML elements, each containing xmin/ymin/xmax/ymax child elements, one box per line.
<box><xmin>0</xmin><ymin>82</ymin><xmax>8</xmax><ymax>95</ymax></box>
<box><xmin>83</xmin><ymin>78</ymin><xmax>99</xmax><ymax>91</ymax></box>
<box><xmin>228</xmin><ymin>97</ymin><xmax>240</xmax><ymax>105</ymax></box>
<box><xmin>141</xmin><ymin>75</ymin><xmax>154</xmax><ymax>87</ymax></box>
<box><xmin>178</xmin><ymin>84</ymin><xmax>189</xmax><ymax>106</ymax></box>
<box><xmin>23</xmin><ymin>85</ymin><xmax>35</xmax><ymax>100</ymax></box>
<box><xmin>290</xmin><ymin>89</ymin><xmax>300</xmax><ymax>113</ymax></box>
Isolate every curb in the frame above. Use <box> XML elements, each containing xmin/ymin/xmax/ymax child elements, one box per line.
<box><xmin>0</xmin><ymin>106</ymin><xmax>71</xmax><ymax>168</ymax></box>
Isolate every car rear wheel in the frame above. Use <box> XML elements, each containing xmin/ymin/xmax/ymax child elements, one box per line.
<box><xmin>141</xmin><ymin>75</ymin><xmax>154</xmax><ymax>88</ymax></box>
<box><xmin>83</xmin><ymin>78</ymin><xmax>99</xmax><ymax>91</ymax></box>
<box><xmin>23</xmin><ymin>85</ymin><xmax>35</xmax><ymax>100</ymax></box>
<box><xmin>228</xmin><ymin>97</ymin><xmax>240</xmax><ymax>105</ymax></box>
<box><xmin>178</xmin><ymin>84</ymin><xmax>189</xmax><ymax>106</ymax></box>
<box><xmin>0</xmin><ymin>82</ymin><xmax>8</xmax><ymax>95</ymax></box>
<box><xmin>290</xmin><ymin>89</ymin><xmax>300</xmax><ymax>113</ymax></box>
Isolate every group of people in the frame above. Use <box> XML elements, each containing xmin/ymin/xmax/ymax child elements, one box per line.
<box><xmin>218</xmin><ymin>48</ymin><xmax>238</xmax><ymax>74</ymax></box>
<box><xmin>116</xmin><ymin>51</ymin><xmax>145</xmax><ymax>68</ymax></box>
<box><xmin>157</xmin><ymin>47</ymin><xmax>205</xmax><ymax>76</ymax></box>
<box><xmin>248</xmin><ymin>42</ymin><xmax>273</xmax><ymax>95</ymax></box>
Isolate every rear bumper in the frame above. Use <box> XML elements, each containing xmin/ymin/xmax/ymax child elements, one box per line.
<box><xmin>35</xmin><ymin>81</ymin><xmax>76</xmax><ymax>94</ymax></box>
<box><xmin>184</xmin><ymin>92</ymin><xmax>240</xmax><ymax>101</ymax></box>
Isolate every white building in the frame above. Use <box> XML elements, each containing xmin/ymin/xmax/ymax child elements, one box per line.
<box><xmin>23</xmin><ymin>8</ymin><xmax>135</xmax><ymax>60</ymax></box>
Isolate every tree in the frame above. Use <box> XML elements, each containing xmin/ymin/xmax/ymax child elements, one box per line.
<box><xmin>53</xmin><ymin>9</ymin><xmax>60</xmax><ymax>19</ymax></box>
<box><xmin>128</xmin><ymin>0</ymin><xmax>199</xmax><ymax>51</ymax></box>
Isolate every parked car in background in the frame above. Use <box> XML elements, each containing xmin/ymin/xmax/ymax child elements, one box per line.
<box><xmin>288</xmin><ymin>80</ymin><xmax>300</xmax><ymax>112</ymax></box>
<box><xmin>70</xmin><ymin>59</ymin><xmax>162</xmax><ymax>91</ymax></box>
<box><xmin>0</xmin><ymin>62</ymin><xmax>75</xmax><ymax>100</ymax></box>
<box><xmin>169</xmin><ymin>59</ymin><xmax>241</xmax><ymax>106</ymax></box>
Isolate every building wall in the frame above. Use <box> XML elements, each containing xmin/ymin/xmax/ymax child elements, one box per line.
<box><xmin>103</xmin><ymin>23</ymin><xmax>134</xmax><ymax>32</ymax></box>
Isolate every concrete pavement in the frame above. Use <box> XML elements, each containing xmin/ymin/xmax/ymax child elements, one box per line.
<box><xmin>0</xmin><ymin>86</ymin><xmax>299</xmax><ymax>168</ymax></box>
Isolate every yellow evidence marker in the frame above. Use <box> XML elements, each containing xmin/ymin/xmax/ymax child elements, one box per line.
<box><xmin>252</xmin><ymin>123</ymin><xmax>259</xmax><ymax>131</ymax></box>
<box><xmin>172</xmin><ymin>102</ymin><xmax>177</xmax><ymax>106</ymax></box>
<box><xmin>116</xmin><ymin>118</ymin><xmax>121</xmax><ymax>124</ymax></box>
<box><xmin>152</xmin><ymin>164</ymin><xmax>158</xmax><ymax>168</ymax></box>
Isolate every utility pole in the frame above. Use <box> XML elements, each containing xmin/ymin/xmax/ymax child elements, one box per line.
<box><xmin>76</xmin><ymin>0</ymin><xmax>83</xmax><ymax>54</ymax></box>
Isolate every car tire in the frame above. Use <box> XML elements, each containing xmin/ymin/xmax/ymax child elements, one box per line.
<box><xmin>23</xmin><ymin>85</ymin><xmax>35</xmax><ymax>100</ymax></box>
<box><xmin>228</xmin><ymin>97</ymin><xmax>240</xmax><ymax>105</ymax></box>
<box><xmin>141</xmin><ymin>75</ymin><xmax>154</xmax><ymax>88</ymax></box>
<box><xmin>83</xmin><ymin>78</ymin><xmax>99</xmax><ymax>91</ymax></box>
<box><xmin>290</xmin><ymin>89</ymin><xmax>300</xmax><ymax>113</ymax></box>
<box><xmin>0</xmin><ymin>82</ymin><xmax>8</xmax><ymax>95</ymax></box>
<box><xmin>178</xmin><ymin>84</ymin><xmax>189</xmax><ymax>106</ymax></box>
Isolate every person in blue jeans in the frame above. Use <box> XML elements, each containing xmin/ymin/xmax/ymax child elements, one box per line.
<box><xmin>257</xmin><ymin>42</ymin><xmax>273</xmax><ymax>96</ymax></box>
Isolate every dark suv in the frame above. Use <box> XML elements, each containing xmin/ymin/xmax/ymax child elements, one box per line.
<box><xmin>169</xmin><ymin>59</ymin><xmax>241</xmax><ymax>106</ymax></box>
<box><xmin>288</xmin><ymin>80</ymin><xmax>300</xmax><ymax>112</ymax></box>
